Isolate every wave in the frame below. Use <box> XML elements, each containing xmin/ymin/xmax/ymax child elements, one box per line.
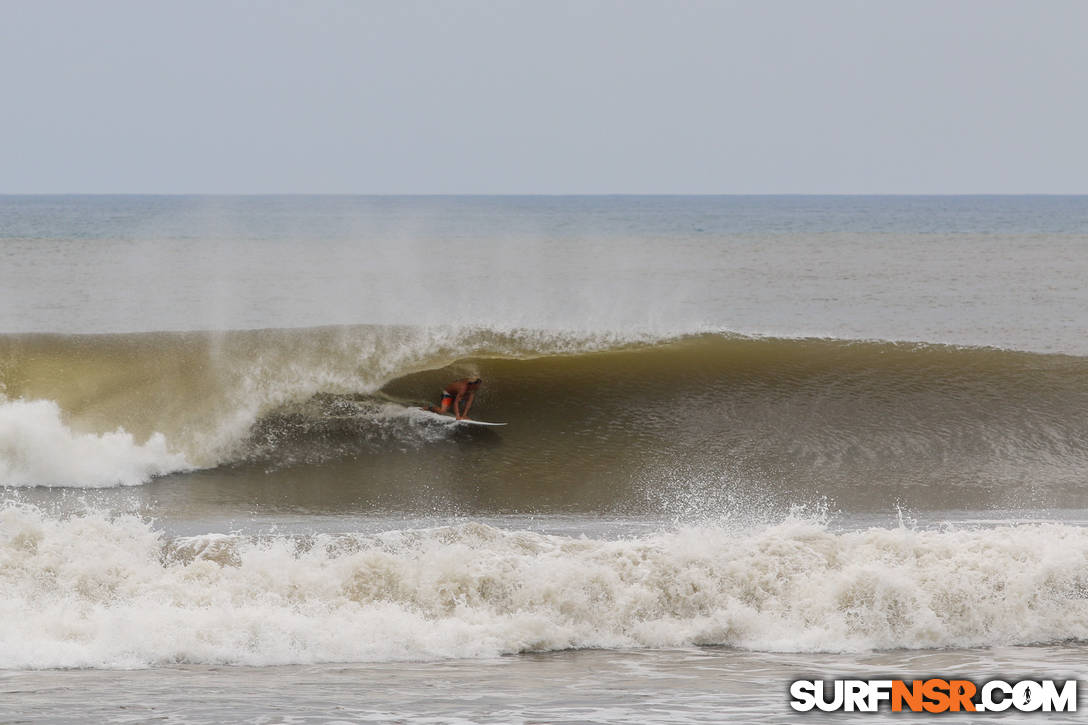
<box><xmin>1</xmin><ymin>327</ymin><xmax>1086</xmax><ymax>511</ymax></box>
<box><xmin>0</xmin><ymin>325</ymin><xmax>641</xmax><ymax>486</ymax></box>
<box><xmin>2</xmin><ymin>503</ymin><xmax>1087</xmax><ymax>668</ymax></box>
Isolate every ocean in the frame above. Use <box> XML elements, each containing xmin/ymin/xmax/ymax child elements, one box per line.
<box><xmin>1</xmin><ymin>195</ymin><xmax>1086</xmax><ymax>722</ymax></box>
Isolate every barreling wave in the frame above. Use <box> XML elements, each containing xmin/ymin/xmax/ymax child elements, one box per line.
<box><xmin>2</xmin><ymin>503</ymin><xmax>1087</xmax><ymax>668</ymax></box>
<box><xmin>1</xmin><ymin>326</ymin><xmax>1086</xmax><ymax>511</ymax></box>
<box><xmin>0</xmin><ymin>325</ymin><xmax>640</xmax><ymax>486</ymax></box>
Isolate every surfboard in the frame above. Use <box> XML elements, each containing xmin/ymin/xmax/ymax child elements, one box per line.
<box><xmin>417</xmin><ymin>408</ymin><xmax>507</xmax><ymax>426</ymax></box>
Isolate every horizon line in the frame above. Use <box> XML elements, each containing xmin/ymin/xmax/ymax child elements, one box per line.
<box><xmin>2</xmin><ymin>192</ymin><xmax>1088</xmax><ymax>198</ymax></box>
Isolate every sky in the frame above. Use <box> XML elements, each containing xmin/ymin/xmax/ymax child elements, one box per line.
<box><xmin>1</xmin><ymin>0</ymin><xmax>1086</xmax><ymax>194</ymax></box>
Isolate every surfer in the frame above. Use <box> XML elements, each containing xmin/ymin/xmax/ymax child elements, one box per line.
<box><xmin>426</xmin><ymin>378</ymin><xmax>482</xmax><ymax>420</ymax></box>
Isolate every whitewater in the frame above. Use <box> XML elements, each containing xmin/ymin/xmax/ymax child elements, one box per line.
<box><xmin>4</xmin><ymin>500</ymin><xmax>1088</xmax><ymax>671</ymax></box>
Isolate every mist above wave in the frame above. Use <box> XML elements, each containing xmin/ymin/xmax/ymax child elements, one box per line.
<box><xmin>5</xmin><ymin>196</ymin><xmax>1087</xmax><ymax>356</ymax></box>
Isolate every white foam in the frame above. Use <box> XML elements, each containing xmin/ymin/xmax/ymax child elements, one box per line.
<box><xmin>2</xmin><ymin>505</ymin><xmax>1087</xmax><ymax>668</ymax></box>
<box><xmin>0</xmin><ymin>399</ymin><xmax>190</xmax><ymax>487</ymax></box>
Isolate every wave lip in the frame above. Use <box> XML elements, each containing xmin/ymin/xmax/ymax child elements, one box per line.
<box><xmin>3</xmin><ymin>505</ymin><xmax>1088</xmax><ymax>668</ymax></box>
<box><xmin>0</xmin><ymin>399</ymin><xmax>189</xmax><ymax>487</ymax></box>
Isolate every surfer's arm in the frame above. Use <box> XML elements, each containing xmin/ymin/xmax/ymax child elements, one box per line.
<box><xmin>458</xmin><ymin>391</ymin><xmax>475</xmax><ymax>420</ymax></box>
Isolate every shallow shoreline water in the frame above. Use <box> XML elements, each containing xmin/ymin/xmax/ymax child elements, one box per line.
<box><xmin>5</xmin><ymin>646</ymin><xmax>1087</xmax><ymax>724</ymax></box>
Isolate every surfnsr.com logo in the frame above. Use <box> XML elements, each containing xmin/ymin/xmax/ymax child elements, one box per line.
<box><xmin>789</xmin><ymin>679</ymin><xmax>1077</xmax><ymax>713</ymax></box>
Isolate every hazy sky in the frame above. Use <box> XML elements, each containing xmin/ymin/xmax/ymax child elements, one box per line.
<box><xmin>2</xmin><ymin>1</ymin><xmax>1086</xmax><ymax>193</ymax></box>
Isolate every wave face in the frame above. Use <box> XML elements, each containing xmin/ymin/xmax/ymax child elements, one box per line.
<box><xmin>2</xmin><ymin>503</ymin><xmax>1087</xmax><ymax>668</ymax></box>
<box><xmin>1</xmin><ymin>327</ymin><xmax>1087</xmax><ymax>512</ymax></box>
